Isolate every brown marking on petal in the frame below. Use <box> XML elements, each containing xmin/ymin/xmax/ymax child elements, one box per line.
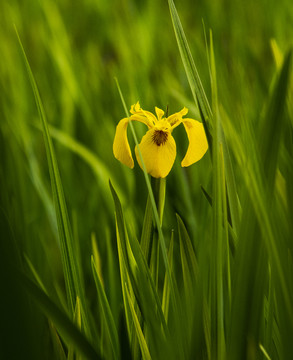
<box><xmin>152</xmin><ymin>130</ymin><xmax>168</xmax><ymax>146</ymax></box>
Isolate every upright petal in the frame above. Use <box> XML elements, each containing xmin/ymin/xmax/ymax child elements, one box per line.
<box><xmin>113</xmin><ymin>118</ymin><xmax>134</xmax><ymax>168</ymax></box>
<box><xmin>181</xmin><ymin>119</ymin><xmax>208</xmax><ymax>167</ymax></box>
<box><xmin>130</xmin><ymin>102</ymin><xmax>157</xmax><ymax>127</ymax></box>
<box><xmin>135</xmin><ymin>128</ymin><xmax>176</xmax><ymax>178</ymax></box>
<box><xmin>155</xmin><ymin>107</ymin><xmax>164</xmax><ymax>121</ymax></box>
<box><xmin>167</xmin><ymin>107</ymin><xmax>189</xmax><ymax>128</ymax></box>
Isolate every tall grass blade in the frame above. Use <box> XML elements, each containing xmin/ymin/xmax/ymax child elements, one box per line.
<box><xmin>228</xmin><ymin>48</ymin><xmax>292</xmax><ymax>360</ymax></box>
<box><xmin>91</xmin><ymin>256</ymin><xmax>120</xmax><ymax>360</ymax></box>
<box><xmin>48</xmin><ymin>322</ymin><xmax>67</xmax><ymax>360</ymax></box>
<box><xmin>109</xmin><ymin>181</ymin><xmax>170</xmax><ymax>354</ymax></box>
<box><xmin>125</xmin><ymin>284</ymin><xmax>152</xmax><ymax>360</ymax></box>
<box><xmin>162</xmin><ymin>232</ymin><xmax>174</xmax><ymax>320</ymax></box>
<box><xmin>168</xmin><ymin>0</ymin><xmax>212</xmax><ymax>136</ymax></box>
<box><xmin>168</xmin><ymin>0</ymin><xmax>240</xmax><ymax>234</ymax></box>
<box><xmin>68</xmin><ymin>297</ymin><xmax>82</xmax><ymax>360</ymax></box>
<box><xmin>209</xmin><ymin>30</ymin><xmax>226</xmax><ymax>360</ymax></box>
<box><xmin>15</xmin><ymin>27</ymin><xmax>91</xmax><ymax>336</ymax></box>
<box><xmin>22</xmin><ymin>274</ymin><xmax>101</xmax><ymax>360</ymax></box>
<box><xmin>48</xmin><ymin>124</ymin><xmax>125</xmax><ymax>204</ymax></box>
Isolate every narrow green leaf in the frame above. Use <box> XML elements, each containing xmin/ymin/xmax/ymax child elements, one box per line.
<box><xmin>68</xmin><ymin>297</ymin><xmax>82</xmax><ymax>360</ymax></box>
<box><xmin>24</xmin><ymin>254</ymin><xmax>48</xmax><ymax>295</ymax></box>
<box><xmin>110</xmin><ymin>181</ymin><xmax>178</xmax><ymax>360</ymax></box>
<box><xmin>140</xmin><ymin>195</ymin><xmax>153</xmax><ymax>263</ymax></box>
<box><xmin>91</xmin><ymin>256</ymin><xmax>120</xmax><ymax>360</ymax></box>
<box><xmin>125</xmin><ymin>284</ymin><xmax>152</xmax><ymax>360</ymax></box>
<box><xmin>177</xmin><ymin>214</ymin><xmax>198</xmax><ymax>351</ymax></box>
<box><xmin>228</xmin><ymin>51</ymin><xmax>292</xmax><ymax>359</ymax></box>
<box><xmin>47</xmin><ymin>124</ymin><xmax>125</xmax><ymax>204</ymax></box>
<box><xmin>162</xmin><ymin>232</ymin><xmax>174</xmax><ymax>320</ymax></box>
<box><xmin>15</xmin><ymin>27</ymin><xmax>91</xmax><ymax>337</ymax></box>
<box><xmin>109</xmin><ymin>181</ymin><xmax>169</xmax><ymax>339</ymax></box>
<box><xmin>168</xmin><ymin>0</ymin><xmax>212</xmax><ymax>139</ymax></box>
<box><xmin>168</xmin><ymin>1</ymin><xmax>241</xmax><ymax>234</ymax></box>
<box><xmin>21</xmin><ymin>274</ymin><xmax>101</xmax><ymax>360</ymax></box>
<box><xmin>260</xmin><ymin>49</ymin><xmax>292</xmax><ymax>190</ymax></box>
<box><xmin>48</xmin><ymin>322</ymin><xmax>67</xmax><ymax>360</ymax></box>
<box><xmin>177</xmin><ymin>214</ymin><xmax>198</xmax><ymax>284</ymax></box>
<box><xmin>110</xmin><ymin>180</ymin><xmax>140</xmax><ymax>358</ymax></box>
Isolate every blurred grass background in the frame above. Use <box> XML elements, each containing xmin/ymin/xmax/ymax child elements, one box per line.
<box><xmin>0</xmin><ymin>0</ymin><xmax>293</xmax><ymax>359</ymax></box>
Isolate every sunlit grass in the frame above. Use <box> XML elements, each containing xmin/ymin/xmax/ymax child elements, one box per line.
<box><xmin>0</xmin><ymin>0</ymin><xmax>293</xmax><ymax>359</ymax></box>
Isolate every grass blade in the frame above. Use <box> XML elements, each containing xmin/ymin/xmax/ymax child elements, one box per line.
<box><xmin>168</xmin><ymin>0</ymin><xmax>212</xmax><ymax>137</ymax></box>
<box><xmin>21</xmin><ymin>274</ymin><xmax>101</xmax><ymax>360</ymax></box>
<box><xmin>15</xmin><ymin>27</ymin><xmax>91</xmax><ymax>336</ymax></box>
<box><xmin>91</xmin><ymin>256</ymin><xmax>120</xmax><ymax>360</ymax></box>
<box><xmin>168</xmin><ymin>0</ymin><xmax>241</xmax><ymax>234</ymax></box>
<box><xmin>125</xmin><ymin>284</ymin><xmax>152</xmax><ymax>360</ymax></box>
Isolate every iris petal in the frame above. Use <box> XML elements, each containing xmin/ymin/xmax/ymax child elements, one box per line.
<box><xmin>181</xmin><ymin>118</ymin><xmax>208</xmax><ymax>167</ymax></box>
<box><xmin>167</xmin><ymin>107</ymin><xmax>188</xmax><ymax>128</ymax></box>
<box><xmin>130</xmin><ymin>102</ymin><xmax>157</xmax><ymax>126</ymax></box>
<box><xmin>135</xmin><ymin>128</ymin><xmax>176</xmax><ymax>178</ymax></box>
<box><xmin>113</xmin><ymin>118</ymin><xmax>134</xmax><ymax>168</ymax></box>
<box><xmin>155</xmin><ymin>107</ymin><xmax>164</xmax><ymax>121</ymax></box>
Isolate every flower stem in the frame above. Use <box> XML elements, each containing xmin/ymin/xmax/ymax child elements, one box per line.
<box><xmin>151</xmin><ymin>177</ymin><xmax>166</xmax><ymax>226</ymax></box>
<box><xmin>149</xmin><ymin>177</ymin><xmax>166</xmax><ymax>287</ymax></box>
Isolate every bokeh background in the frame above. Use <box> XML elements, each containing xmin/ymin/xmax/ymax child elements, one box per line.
<box><xmin>1</xmin><ymin>0</ymin><xmax>293</xmax><ymax>358</ymax></box>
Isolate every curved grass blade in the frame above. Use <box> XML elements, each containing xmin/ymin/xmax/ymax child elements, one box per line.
<box><xmin>110</xmin><ymin>181</ymin><xmax>177</xmax><ymax>359</ymax></box>
<box><xmin>15</xmin><ymin>27</ymin><xmax>91</xmax><ymax>337</ymax></box>
<box><xmin>47</xmin><ymin>124</ymin><xmax>125</xmax><ymax>204</ymax></box>
<box><xmin>125</xmin><ymin>284</ymin><xmax>152</xmax><ymax>360</ymax></box>
<box><xmin>140</xmin><ymin>195</ymin><xmax>153</xmax><ymax>263</ymax></box>
<box><xmin>228</xmin><ymin>49</ymin><xmax>293</xmax><ymax>360</ymax></box>
<box><xmin>48</xmin><ymin>322</ymin><xmax>67</xmax><ymax>360</ymax></box>
<box><xmin>168</xmin><ymin>1</ymin><xmax>240</xmax><ymax>234</ymax></box>
<box><xmin>21</xmin><ymin>273</ymin><xmax>101</xmax><ymax>360</ymax></box>
<box><xmin>109</xmin><ymin>181</ymin><xmax>169</xmax><ymax>333</ymax></box>
<box><xmin>168</xmin><ymin>0</ymin><xmax>212</xmax><ymax>138</ymax></box>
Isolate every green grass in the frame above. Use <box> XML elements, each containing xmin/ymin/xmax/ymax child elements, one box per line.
<box><xmin>1</xmin><ymin>0</ymin><xmax>293</xmax><ymax>359</ymax></box>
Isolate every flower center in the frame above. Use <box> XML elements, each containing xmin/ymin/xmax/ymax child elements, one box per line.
<box><xmin>152</xmin><ymin>130</ymin><xmax>168</xmax><ymax>146</ymax></box>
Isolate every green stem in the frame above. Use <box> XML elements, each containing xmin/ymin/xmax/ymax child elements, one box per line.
<box><xmin>150</xmin><ymin>177</ymin><xmax>166</xmax><ymax>288</ymax></box>
<box><xmin>152</xmin><ymin>177</ymin><xmax>166</xmax><ymax>226</ymax></box>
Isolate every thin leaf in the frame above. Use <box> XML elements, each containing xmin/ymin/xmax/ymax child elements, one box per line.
<box><xmin>168</xmin><ymin>0</ymin><xmax>212</xmax><ymax>139</ymax></box>
<box><xmin>68</xmin><ymin>297</ymin><xmax>82</xmax><ymax>360</ymax></box>
<box><xmin>91</xmin><ymin>256</ymin><xmax>120</xmax><ymax>360</ymax></box>
<box><xmin>21</xmin><ymin>273</ymin><xmax>101</xmax><ymax>360</ymax></box>
<box><xmin>125</xmin><ymin>284</ymin><xmax>152</xmax><ymax>360</ymax></box>
<box><xmin>162</xmin><ymin>231</ymin><xmax>174</xmax><ymax>320</ymax></box>
<box><xmin>168</xmin><ymin>0</ymin><xmax>240</xmax><ymax>234</ymax></box>
<box><xmin>15</xmin><ymin>27</ymin><xmax>91</xmax><ymax>337</ymax></box>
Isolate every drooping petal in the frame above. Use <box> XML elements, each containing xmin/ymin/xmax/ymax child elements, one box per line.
<box><xmin>135</xmin><ymin>128</ymin><xmax>176</xmax><ymax>178</ymax></box>
<box><xmin>181</xmin><ymin>118</ymin><xmax>208</xmax><ymax>167</ymax></box>
<box><xmin>113</xmin><ymin>118</ymin><xmax>134</xmax><ymax>168</ymax></box>
<box><xmin>167</xmin><ymin>107</ymin><xmax>188</xmax><ymax>128</ymax></box>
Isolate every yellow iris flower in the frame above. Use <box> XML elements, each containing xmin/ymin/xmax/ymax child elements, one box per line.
<box><xmin>113</xmin><ymin>102</ymin><xmax>208</xmax><ymax>178</ymax></box>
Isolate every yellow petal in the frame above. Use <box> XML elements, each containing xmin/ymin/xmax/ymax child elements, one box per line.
<box><xmin>135</xmin><ymin>128</ymin><xmax>176</xmax><ymax>178</ymax></box>
<box><xmin>155</xmin><ymin>107</ymin><xmax>164</xmax><ymax>121</ymax></box>
<box><xmin>130</xmin><ymin>101</ymin><xmax>141</xmax><ymax>114</ymax></box>
<box><xmin>130</xmin><ymin>102</ymin><xmax>156</xmax><ymax>127</ymax></box>
<box><xmin>181</xmin><ymin>119</ymin><xmax>208</xmax><ymax>167</ymax></box>
<box><xmin>167</xmin><ymin>107</ymin><xmax>189</xmax><ymax>128</ymax></box>
<box><xmin>113</xmin><ymin>118</ymin><xmax>134</xmax><ymax>168</ymax></box>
